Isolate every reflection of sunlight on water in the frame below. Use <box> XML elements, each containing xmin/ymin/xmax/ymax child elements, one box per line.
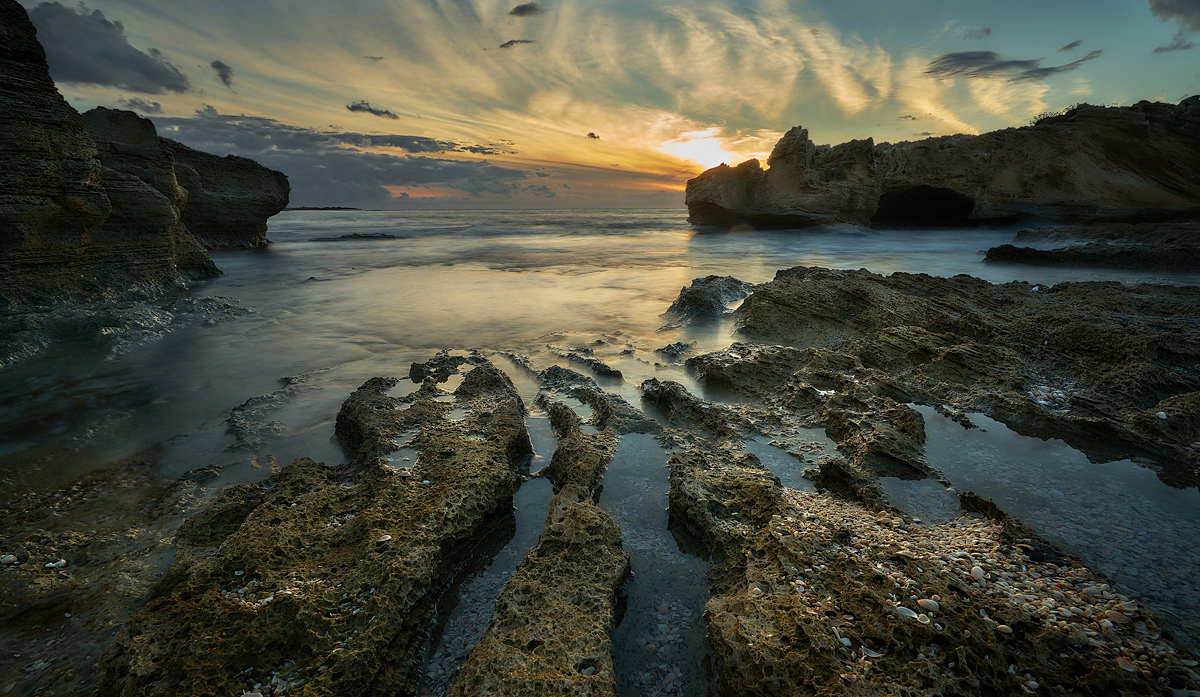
<box><xmin>4</xmin><ymin>208</ymin><xmax>1198</xmax><ymax>494</ymax></box>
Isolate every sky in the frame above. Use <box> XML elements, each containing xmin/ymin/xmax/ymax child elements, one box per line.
<box><xmin>18</xmin><ymin>0</ymin><xmax>1200</xmax><ymax>209</ymax></box>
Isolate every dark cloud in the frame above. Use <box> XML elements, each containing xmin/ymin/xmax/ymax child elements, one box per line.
<box><xmin>587</xmin><ymin>132</ymin><xmax>600</xmax><ymax>139</ymax></box>
<box><xmin>509</xmin><ymin>3</ymin><xmax>543</xmax><ymax>16</ymax></box>
<box><xmin>1155</xmin><ymin>30</ymin><xmax>1197</xmax><ymax>52</ymax></box>
<box><xmin>153</xmin><ymin>108</ymin><xmax>527</xmax><ymax>207</ymax></box>
<box><xmin>898</xmin><ymin>115</ymin><xmax>918</xmax><ymax>121</ymax></box>
<box><xmin>118</xmin><ymin>96</ymin><xmax>162</xmax><ymax>114</ymax></box>
<box><xmin>914</xmin><ymin>132</ymin><xmax>935</xmax><ymax>136</ymax></box>
<box><xmin>346</xmin><ymin>101</ymin><xmax>399</xmax><ymax>119</ymax></box>
<box><xmin>27</xmin><ymin>2</ymin><xmax>189</xmax><ymax>93</ymax></box>
<box><xmin>1149</xmin><ymin>0</ymin><xmax>1200</xmax><ymax>32</ymax></box>
<box><xmin>925</xmin><ymin>49</ymin><xmax>1102</xmax><ymax>82</ymax></box>
<box><xmin>964</xmin><ymin>27</ymin><xmax>992</xmax><ymax>40</ymax></box>
<box><xmin>364</xmin><ymin>56</ymin><xmax>386</xmax><ymax>61</ymax></box>
<box><xmin>211</xmin><ymin>60</ymin><xmax>234</xmax><ymax>88</ymax></box>
<box><xmin>1058</xmin><ymin>40</ymin><xmax>1084</xmax><ymax>52</ymax></box>
<box><xmin>499</xmin><ymin>39</ymin><xmax>535</xmax><ymax>49</ymax></box>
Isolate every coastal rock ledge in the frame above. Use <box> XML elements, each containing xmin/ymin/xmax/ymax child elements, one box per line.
<box><xmin>686</xmin><ymin>97</ymin><xmax>1200</xmax><ymax>228</ymax></box>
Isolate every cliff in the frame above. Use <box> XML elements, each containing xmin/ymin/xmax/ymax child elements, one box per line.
<box><xmin>686</xmin><ymin>98</ymin><xmax>1200</xmax><ymax>228</ymax></box>
<box><xmin>165</xmin><ymin>140</ymin><xmax>290</xmax><ymax>249</ymax></box>
<box><xmin>0</xmin><ymin>0</ymin><xmax>288</xmax><ymax>310</ymax></box>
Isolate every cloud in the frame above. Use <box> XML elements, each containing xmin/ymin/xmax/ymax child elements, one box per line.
<box><xmin>118</xmin><ymin>96</ymin><xmax>162</xmax><ymax>114</ymax></box>
<box><xmin>210</xmin><ymin>60</ymin><xmax>234</xmax><ymax>88</ymax></box>
<box><xmin>499</xmin><ymin>39</ymin><xmax>536</xmax><ymax>49</ymax></box>
<box><xmin>27</xmin><ymin>2</ymin><xmax>189</xmax><ymax>93</ymax></box>
<box><xmin>1149</xmin><ymin>0</ymin><xmax>1200</xmax><ymax>32</ymax></box>
<box><xmin>587</xmin><ymin>132</ymin><xmax>600</xmax><ymax>139</ymax></box>
<box><xmin>509</xmin><ymin>3</ymin><xmax>543</xmax><ymax>17</ymax></box>
<box><xmin>364</xmin><ymin>56</ymin><xmax>386</xmax><ymax>61</ymax></box>
<box><xmin>898</xmin><ymin>114</ymin><xmax>918</xmax><ymax>120</ymax></box>
<box><xmin>346</xmin><ymin>101</ymin><xmax>399</xmax><ymax>119</ymax></box>
<box><xmin>925</xmin><ymin>49</ymin><xmax>1103</xmax><ymax>82</ymax></box>
<box><xmin>914</xmin><ymin>131</ymin><xmax>934</xmax><ymax>136</ymax></box>
<box><xmin>154</xmin><ymin>108</ymin><xmax>530</xmax><ymax>208</ymax></box>
<box><xmin>1058</xmin><ymin>40</ymin><xmax>1084</xmax><ymax>52</ymax></box>
<box><xmin>964</xmin><ymin>27</ymin><xmax>992</xmax><ymax>40</ymax></box>
<box><xmin>1155</xmin><ymin>30</ymin><xmax>1197</xmax><ymax>52</ymax></box>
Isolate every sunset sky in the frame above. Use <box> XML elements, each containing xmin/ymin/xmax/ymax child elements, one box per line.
<box><xmin>19</xmin><ymin>0</ymin><xmax>1200</xmax><ymax>208</ymax></box>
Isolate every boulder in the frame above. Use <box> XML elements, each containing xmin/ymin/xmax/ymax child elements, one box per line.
<box><xmin>686</xmin><ymin>98</ymin><xmax>1200</xmax><ymax>228</ymax></box>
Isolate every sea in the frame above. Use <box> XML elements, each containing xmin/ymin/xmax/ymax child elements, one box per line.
<box><xmin>2</xmin><ymin>208</ymin><xmax>1198</xmax><ymax>692</ymax></box>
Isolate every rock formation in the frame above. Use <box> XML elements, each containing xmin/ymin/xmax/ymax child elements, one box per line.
<box><xmin>686</xmin><ymin>98</ymin><xmax>1200</xmax><ymax>228</ymax></box>
<box><xmin>165</xmin><ymin>139</ymin><xmax>290</xmax><ymax>249</ymax></box>
<box><xmin>0</xmin><ymin>0</ymin><xmax>288</xmax><ymax>310</ymax></box>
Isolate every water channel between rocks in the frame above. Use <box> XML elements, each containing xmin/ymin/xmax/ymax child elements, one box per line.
<box><xmin>599</xmin><ymin>433</ymin><xmax>713</xmax><ymax>697</ymax></box>
<box><xmin>891</xmin><ymin>405</ymin><xmax>1200</xmax><ymax>647</ymax></box>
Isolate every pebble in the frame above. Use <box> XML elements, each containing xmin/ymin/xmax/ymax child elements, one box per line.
<box><xmin>44</xmin><ymin>560</ymin><xmax>66</xmax><ymax>569</ymax></box>
<box><xmin>0</xmin><ymin>555</ymin><xmax>15</xmax><ymax>565</ymax></box>
<box><xmin>376</xmin><ymin>535</ymin><xmax>392</xmax><ymax>543</ymax></box>
<box><xmin>1117</xmin><ymin>656</ymin><xmax>1136</xmax><ymax>672</ymax></box>
<box><xmin>918</xmin><ymin>599</ymin><xmax>940</xmax><ymax>612</ymax></box>
<box><xmin>1156</xmin><ymin>412</ymin><xmax>1168</xmax><ymax>420</ymax></box>
<box><xmin>971</xmin><ymin>565</ymin><xmax>985</xmax><ymax>580</ymax></box>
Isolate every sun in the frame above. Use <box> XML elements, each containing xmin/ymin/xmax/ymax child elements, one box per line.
<box><xmin>660</xmin><ymin>128</ymin><xmax>740</xmax><ymax>170</ymax></box>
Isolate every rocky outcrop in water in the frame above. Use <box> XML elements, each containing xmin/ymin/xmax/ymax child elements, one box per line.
<box><xmin>710</xmin><ymin>266</ymin><xmax>1200</xmax><ymax>487</ymax></box>
<box><xmin>686</xmin><ymin>98</ymin><xmax>1200</xmax><ymax>228</ymax></box>
<box><xmin>984</xmin><ymin>220</ymin><xmax>1200</xmax><ymax>271</ymax></box>
<box><xmin>0</xmin><ymin>0</ymin><xmax>287</xmax><ymax>311</ymax></box>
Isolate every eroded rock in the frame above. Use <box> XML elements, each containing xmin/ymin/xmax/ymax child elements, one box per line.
<box><xmin>100</xmin><ymin>354</ymin><xmax>531</xmax><ymax>697</ymax></box>
<box><xmin>686</xmin><ymin>98</ymin><xmax>1200</xmax><ymax>228</ymax></box>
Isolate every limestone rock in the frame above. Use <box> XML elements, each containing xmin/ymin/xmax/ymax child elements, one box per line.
<box><xmin>686</xmin><ymin>98</ymin><xmax>1200</xmax><ymax>228</ymax></box>
<box><xmin>100</xmin><ymin>355</ymin><xmax>533</xmax><ymax>696</ymax></box>
<box><xmin>661</xmin><ymin>274</ymin><xmax>753</xmax><ymax>323</ymax></box>
<box><xmin>82</xmin><ymin>107</ymin><xmax>217</xmax><ymax>280</ymax></box>
<box><xmin>165</xmin><ymin>139</ymin><xmax>290</xmax><ymax>249</ymax></box>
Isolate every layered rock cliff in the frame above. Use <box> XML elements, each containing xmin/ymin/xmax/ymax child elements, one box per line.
<box><xmin>165</xmin><ymin>140</ymin><xmax>289</xmax><ymax>249</ymax></box>
<box><xmin>0</xmin><ymin>0</ymin><xmax>288</xmax><ymax>310</ymax></box>
<box><xmin>686</xmin><ymin>98</ymin><xmax>1200</xmax><ymax>228</ymax></box>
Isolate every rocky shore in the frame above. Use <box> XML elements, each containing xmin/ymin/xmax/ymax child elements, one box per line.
<box><xmin>6</xmin><ymin>264</ymin><xmax>1200</xmax><ymax>695</ymax></box>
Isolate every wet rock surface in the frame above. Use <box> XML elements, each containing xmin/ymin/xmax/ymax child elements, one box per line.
<box><xmin>985</xmin><ymin>219</ymin><xmax>1200</xmax><ymax>271</ymax></box>
<box><xmin>449</xmin><ymin>367</ymin><xmax>634</xmax><ymax>696</ymax></box>
<box><xmin>686</xmin><ymin>98</ymin><xmax>1200</xmax><ymax>227</ymax></box>
<box><xmin>98</xmin><ymin>352</ymin><xmax>532</xmax><ymax>696</ymax></box>
<box><xmin>668</xmin><ymin>445</ymin><xmax>1198</xmax><ymax>696</ymax></box>
<box><xmin>717</xmin><ymin>265</ymin><xmax>1200</xmax><ymax>487</ymax></box>
<box><xmin>661</xmin><ymin>275</ymin><xmax>753</xmax><ymax>326</ymax></box>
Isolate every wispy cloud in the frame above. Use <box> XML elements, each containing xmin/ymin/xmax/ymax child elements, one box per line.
<box><xmin>925</xmin><ymin>49</ymin><xmax>1103</xmax><ymax>82</ymax></box>
<box><xmin>1154</xmin><ymin>30</ymin><xmax>1197</xmax><ymax>52</ymax></box>
<box><xmin>27</xmin><ymin>2</ymin><xmax>189</xmax><ymax>93</ymax></box>
<box><xmin>499</xmin><ymin>39</ymin><xmax>536</xmax><ymax>49</ymax></box>
<box><xmin>346</xmin><ymin>101</ymin><xmax>399</xmax><ymax>119</ymax></box>
<box><xmin>211</xmin><ymin>60</ymin><xmax>234</xmax><ymax>88</ymax></box>
<box><xmin>964</xmin><ymin>27</ymin><xmax>992</xmax><ymax>40</ymax></box>
<box><xmin>1058</xmin><ymin>40</ymin><xmax>1084</xmax><ymax>52</ymax></box>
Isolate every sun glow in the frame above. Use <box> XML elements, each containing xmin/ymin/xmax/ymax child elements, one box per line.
<box><xmin>660</xmin><ymin>128</ymin><xmax>741</xmax><ymax>170</ymax></box>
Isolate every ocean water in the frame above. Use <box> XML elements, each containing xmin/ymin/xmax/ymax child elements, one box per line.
<box><xmin>2</xmin><ymin>208</ymin><xmax>1199</xmax><ymax>673</ymax></box>
<box><xmin>5</xmin><ymin>208</ymin><xmax>1197</xmax><ymax>493</ymax></box>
